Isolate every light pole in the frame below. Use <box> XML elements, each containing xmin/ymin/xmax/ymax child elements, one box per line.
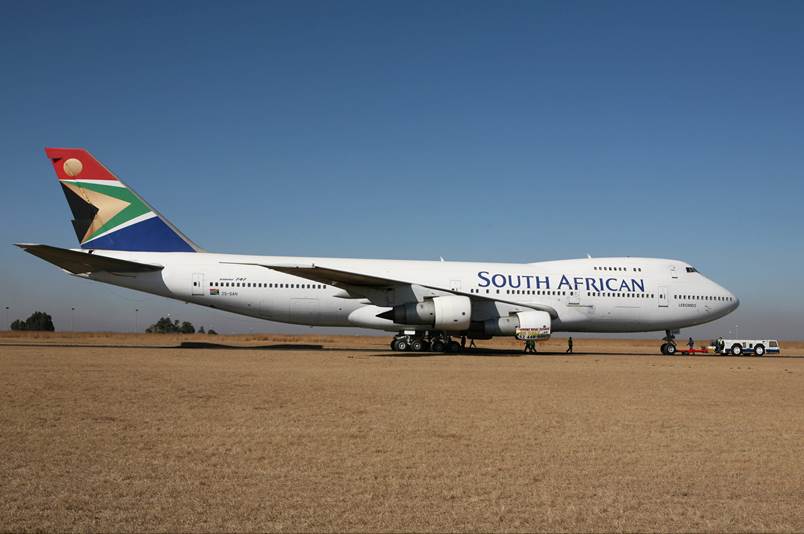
<box><xmin>71</xmin><ymin>307</ymin><xmax>75</xmax><ymax>332</ymax></box>
<box><xmin>735</xmin><ymin>325</ymin><xmax>739</xmax><ymax>339</ymax></box>
<box><xmin>135</xmin><ymin>308</ymin><xmax>139</xmax><ymax>333</ymax></box>
<box><xmin>4</xmin><ymin>306</ymin><xmax>8</xmax><ymax>330</ymax></box>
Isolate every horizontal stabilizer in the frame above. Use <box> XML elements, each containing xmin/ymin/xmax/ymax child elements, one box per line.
<box><xmin>16</xmin><ymin>243</ymin><xmax>163</xmax><ymax>275</ymax></box>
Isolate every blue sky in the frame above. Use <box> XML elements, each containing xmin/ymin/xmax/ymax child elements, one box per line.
<box><xmin>1</xmin><ymin>1</ymin><xmax>802</xmax><ymax>338</ymax></box>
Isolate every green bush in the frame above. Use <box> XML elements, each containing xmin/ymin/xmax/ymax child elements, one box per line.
<box><xmin>10</xmin><ymin>311</ymin><xmax>55</xmax><ymax>331</ymax></box>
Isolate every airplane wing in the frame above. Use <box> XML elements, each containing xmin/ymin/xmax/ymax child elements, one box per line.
<box><xmin>220</xmin><ymin>262</ymin><xmax>407</xmax><ymax>287</ymax></box>
<box><xmin>16</xmin><ymin>243</ymin><xmax>164</xmax><ymax>275</ymax></box>
<box><xmin>221</xmin><ymin>261</ymin><xmax>558</xmax><ymax>317</ymax></box>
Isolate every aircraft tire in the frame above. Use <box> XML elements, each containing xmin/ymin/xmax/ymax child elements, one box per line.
<box><xmin>665</xmin><ymin>344</ymin><xmax>676</xmax><ymax>355</ymax></box>
<box><xmin>660</xmin><ymin>343</ymin><xmax>668</xmax><ymax>355</ymax></box>
<box><xmin>431</xmin><ymin>340</ymin><xmax>445</xmax><ymax>353</ymax></box>
<box><xmin>396</xmin><ymin>339</ymin><xmax>409</xmax><ymax>352</ymax></box>
<box><xmin>446</xmin><ymin>341</ymin><xmax>461</xmax><ymax>354</ymax></box>
<box><xmin>411</xmin><ymin>339</ymin><xmax>424</xmax><ymax>352</ymax></box>
<box><xmin>391</xmin><ymin>340</ymin><xmax>399</xmax><ymax>351</ymax></box>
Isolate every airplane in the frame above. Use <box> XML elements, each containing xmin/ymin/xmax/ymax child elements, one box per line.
<box><xmin>17</xmin><ymin>148</ymin><xmax>739</xmax><ymax>354</ymax></box>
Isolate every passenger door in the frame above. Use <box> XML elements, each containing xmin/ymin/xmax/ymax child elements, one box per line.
<box><xmin>568</xmin><ymin>289</ymin><xmax>581</xmax><ymax>305</ymax></box>
<box><xmin>191</xmin><ymin>272</ymin><xmax>204</xmax><ymax>296</ymax></box>
<box><xmin>658</xmin><ymin>286</ymin><xmax>669</xmax><ymax>307</ymax></box>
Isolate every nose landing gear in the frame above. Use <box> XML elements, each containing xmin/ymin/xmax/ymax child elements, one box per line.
<box><xmin>660</xmin><ymin>329</ymin><xmax>677</xmax><ymax>355</ymax></box>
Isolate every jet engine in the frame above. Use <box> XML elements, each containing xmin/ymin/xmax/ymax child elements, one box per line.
<box><xmin>472</xmin><ymin>310</ymin><xmax>552</xmax><ymax>339</ymax></box>
<box><xmin>377</xmin><ymin>295</ymin><xmax>471</xmax><ymax>331</ymax></box>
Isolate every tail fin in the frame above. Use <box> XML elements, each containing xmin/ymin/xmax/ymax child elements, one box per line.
<box><xmin>45</xmin><ymin>148</ymin><xmax>202</xmax><ymax>252</ymax></box>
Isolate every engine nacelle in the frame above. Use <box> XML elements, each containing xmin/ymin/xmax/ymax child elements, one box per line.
<box><xmin>380</xmin><ymin>295</ymin><xmax>471</xmax><ymax>331</ymax></box>
<box><xmin>475</xmin><ymin>310</ymin><xmax>552</xmax><ymax>339</ymax></box>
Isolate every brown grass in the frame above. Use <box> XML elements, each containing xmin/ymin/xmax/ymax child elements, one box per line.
<box><xmin>1</xmin><ymin>333</ymin><xmax>802</xmax><ymax>532</ymax></box>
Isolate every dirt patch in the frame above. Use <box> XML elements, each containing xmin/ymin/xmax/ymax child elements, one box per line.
<box><xmin>1</xmin><ymin>334</ymin><xmax>802</xmax><ymax>531</ymax></box>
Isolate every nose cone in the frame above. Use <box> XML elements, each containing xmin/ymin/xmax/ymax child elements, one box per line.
<box><xmin>707</xmin><ymin>278</ymin><xmax>739</xmax><ymax>317</ymax></box>
<box><xmin>719</xmin><ymin>284</ymin><xmax>739</xmax><ymax>314</ymax></box>
<box><xmin>730</xmin><ymin>293</ymin><xmax>740</xmax><ymax>312</ymax></box>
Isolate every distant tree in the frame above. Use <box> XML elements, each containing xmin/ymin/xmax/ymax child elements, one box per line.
<box><xmin>10</xmin><ymin>311</ymin><xmax>55</xmax><ymax>331</ymax></box>
<box><xmin>179</xmin><ymin>321</ymin><xmax>195</xmax><ymax>334</ymax></box>
<box><xmin>207</xmin><ymin>329</ymin><xmax>218</xmax><ymax>335</ymax></box>
<box><xmin>146</xmin><ymin>316</ymin><xmax>179</xmax><ymax>333</ymax></box>
<box><xmin>145</xmin><ymin>316</ymin><xmax>196</xmax><ymax>334</ymax></box>
<box><xmin>198</xmin><ymin>326</ymin><xmax>205</xmax><ymax>334</ymax></box>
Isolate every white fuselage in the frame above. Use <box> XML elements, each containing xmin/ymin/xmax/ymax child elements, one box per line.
<box><xmin>81</xmin><ymin>251</ymin><xmax>738</xmax><ymax>335</ymax></box>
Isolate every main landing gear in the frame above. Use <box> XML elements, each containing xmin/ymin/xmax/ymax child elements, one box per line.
<box><xmin>660</xmin><ymin>329</ymin><xmax>677</xmax><ymax>355</ymax></box>
<box><xmin>391</xmin><ymin>331</ymin><xmax>463</xmax><ymax>353</ymax></box>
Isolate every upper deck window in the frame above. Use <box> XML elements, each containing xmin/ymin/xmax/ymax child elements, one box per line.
<box><xmin>686</xmin><ymin>267</ymin><xmax>697</xmax><ymax>273</ymax></box>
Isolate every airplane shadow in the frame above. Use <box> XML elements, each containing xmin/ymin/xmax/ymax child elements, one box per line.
<box><xmin>0</xmin><ymin>341</ymin><xmax>328</xmax><ymax>351</ymax></box>
<box><xmin>179</xmin><ymin>341</ymin><xmax>325</xmax><ymax>350</ymax></box>
<box><xmin>1</xmin><ymin>342</ymin><xmax>799</xmax><ymax>359</ymax></box>
<box><xmin>370</xmin><ymin>349</ymin><xmax>804</xmax><ymax>359</ymax></box>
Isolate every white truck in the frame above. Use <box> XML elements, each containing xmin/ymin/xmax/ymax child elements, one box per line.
<box><xmin>711</xmin><ymin>339</ymin><xmax>780</xmax><ymax>356</ymax></box>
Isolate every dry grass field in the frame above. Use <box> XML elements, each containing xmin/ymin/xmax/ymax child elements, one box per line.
<box><xmin>1</xmin><ymin>332</ymin><xmax>802</xmax><ymax>532</ymax></box>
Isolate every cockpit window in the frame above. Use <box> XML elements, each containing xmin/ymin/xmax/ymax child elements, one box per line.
<box><xmin>686</xmin><ymin>267</ymin><xmax>698</xmax><ymax>273</ymax></box>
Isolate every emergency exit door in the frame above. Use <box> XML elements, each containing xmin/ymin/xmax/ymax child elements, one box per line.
<box><xmin>192</xmin><ymin>273</ymin><xmax>204</xmax><ymax>296</ymax></box>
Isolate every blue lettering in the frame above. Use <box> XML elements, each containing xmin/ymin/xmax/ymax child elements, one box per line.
<box><xmin>558</xmin><ymin>275</ymin><xmax>572</xmax><ymax>290</ymax></box>
<box><xmin>605</xmin><ymin>278</ymin><xmax>618</xmax><ymax>291</ymax></box>
<box><xmin>534</xmin><ymin>276</ymin><xmax>550</xmax><ymax>289</ymax></box>
<box><xmin>631</xmin><ymin>278</ymin><xmax>645</xmax><ymax>293</ymax></box>
<box><xmin>523</xmin><ymin>275</ymin><xmax>533</xmax><ymax>289</ymax></box>
<box><xmin>585</xmin><ymin>277</ymin><xmax>600</xmax><ymax>292</ymax></box>
<box><xmin>508</xmin><ymin>274</ymin><xmax>522</xmax><ymax>289</ymax></box>
<box><xmin>619</xmin><ymin>279</ymin><xmax>631</xmax><ymax>292</ymax></box>
<box><xmin>478</xmin><ymin>271</ymin><xmax>491</xmax><ymax>288</ymax></box>
<box><xmin>573</xmin><ymin>276</ymin><xmax>584</xmax><ymax>290</ymax></box>
<box><xmin>492</xmin><ymin>274</ymin><xmax>506</xmax><ymax>288</ymax></box>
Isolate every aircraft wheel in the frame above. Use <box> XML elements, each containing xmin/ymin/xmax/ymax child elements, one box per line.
<box><xmin>731</xmin><ymin>344</ymin><xmax>742</xmax><ymax>356</ymax></box>
<box><xmin>660</xmin><ymin>343</ymin><xmax>668</xmax><ymax>355</ymax></box>
<box><xmin>411</xmin><ymin>339</ymin><xmax>424</xmax><ymax>352</ymax></box>
<box><xmin>431</xmin><ymin>340</ymin><xmax>445</xmax><ymax>353</ymax></box>
<box><xmin>391</xmin><ymin>340</ymin><xmax>399</xmax><ymax>351</ymax></box>
<box><xmin>665</xmin><ymin>343</ymin><xmax>676</xmax><ymax>355</ymax></box>
<box><xmin>754</xmin><ymin>344</ymin><xmax>765</xmax><ymax>357</ymax></box>
<box><xmin>396</xmin><ymin>339</ymin><xmax>409</xmax><ymax>352</ymax></box>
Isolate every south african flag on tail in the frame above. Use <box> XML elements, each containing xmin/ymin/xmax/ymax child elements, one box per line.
<box><xmin>45</xmin><ymin>148</ymin><xmax>202</xmax><ymax>253</ymax></box>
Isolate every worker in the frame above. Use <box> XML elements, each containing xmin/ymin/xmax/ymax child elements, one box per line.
<box><xmin>688</xmin><ymin>337</ymin><xmax>695</xmax><ymax>350</ymax></box>
<box><xmin>566</xmin><ymin>336</ymin><xmax>573</xmax><ymax>353</ymax></box>
<box><xmin>523</xmin><ymin>339</ymin><xmax>536</xmax><ymax>353</ymax></box>
<box><xmin>469</xmin><ymin>338</ymin><xmax>477</xmax><ymax>349</ymax></box>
